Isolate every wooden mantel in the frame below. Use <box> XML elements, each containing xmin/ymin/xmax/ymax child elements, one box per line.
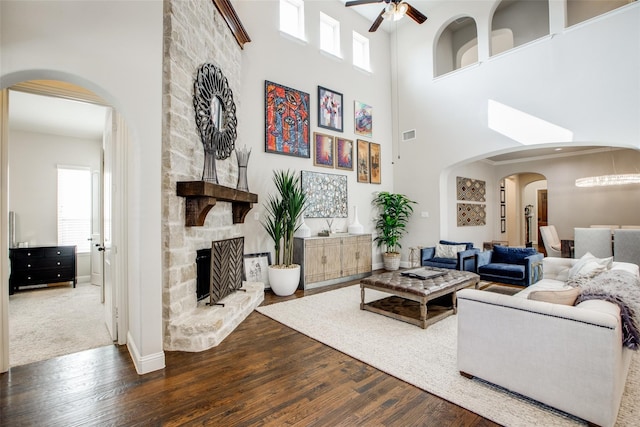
<box><xmin>176</xmin><ymin>181</ymin><xmax>258</xmax><ymax>226</ymax></box>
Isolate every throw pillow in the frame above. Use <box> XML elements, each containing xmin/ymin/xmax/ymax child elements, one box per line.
<box><xmin>434</xmin><ymin>243</ymin><xmax>467</xmax><ymax>259</ymax></box>
<box><xmin>528</xmin><ymin>287</ymin><xmax>580</xmax><ymax>306</ymax></box>
<box><xmin>568</xmin><ymin>252</ymin><xmax>613</xmax><ymax>279</ymax></box>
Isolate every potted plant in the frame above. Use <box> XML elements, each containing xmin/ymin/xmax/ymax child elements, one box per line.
<box><xmin>262</xmin><ymin>170</ymin><xmax>307</xmax><ymax>296</ymax></box>
<box><xmin>372</xmin><ymin>191</ymin><xmax>416</xmax><ymax>270</ymax></box>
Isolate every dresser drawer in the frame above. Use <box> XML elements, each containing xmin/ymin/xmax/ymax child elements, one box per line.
<box><xmin>44</xmin><ymin>246</ymin><xmax>75</xmax><ymax>257</ymax></box>
<box><xmin>11</xmin><ymin>248</ymin><xmax>45</xmax><ymax>260</ymax></box>
<box><xmin>12</xmin><ymin>257</ymin><xmax>74</xmax><ymax>272</ymax></box>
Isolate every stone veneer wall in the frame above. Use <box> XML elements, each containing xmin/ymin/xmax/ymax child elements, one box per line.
<box><xmin>162</xmin><ymin>0</ymin><xmax>245</xmax><ymax>350</ymax></box>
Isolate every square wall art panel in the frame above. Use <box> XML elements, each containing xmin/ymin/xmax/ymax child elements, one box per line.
<box><xmin>457</xmin><ymin>203</ymin><xmax>486</xmax><ymax>227</ymax></box>
<box><xmin>301</xmin><ymin>171</ymin><xmax>348</xmax><ymax>218</ymax></box>
<box><xmin>456</xmin><ymin>177</ymin><xmax>486</xmax><ymax>202</ymax></box>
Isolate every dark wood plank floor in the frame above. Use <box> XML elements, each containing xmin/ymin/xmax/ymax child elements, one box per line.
<box><xmin>1</xmin><ymin>278</ymin><xmax>499</xmax><ymax>426</ymax></box>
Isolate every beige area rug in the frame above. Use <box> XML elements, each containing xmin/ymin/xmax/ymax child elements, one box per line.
<box><xmin>9</xmin><ymin>282</ymin><xmax>114</xmax><ymax>367</ymax></box>
<box><xmin>257</xmin><ymin>285</ymin><xmax>639</xmax><ymax>427</ymax></box>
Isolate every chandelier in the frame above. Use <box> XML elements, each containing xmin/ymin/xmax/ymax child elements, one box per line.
<box><xmin>575</xmin><ymin>173</ymin><xmax>640</xmax><ymax>187</ymax></box>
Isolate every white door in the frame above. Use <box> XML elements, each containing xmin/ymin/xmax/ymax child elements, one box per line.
<box><xmin>103</xmin><ymin>108</ymin><xmax>116</xmax><ymax>341</ymax></box>
<box><xmin>90</xmin><ymin>170</ymin><xmax>103</xmax><ymax>289</ymax></box>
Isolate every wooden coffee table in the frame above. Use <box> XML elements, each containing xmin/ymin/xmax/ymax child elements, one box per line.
<box><xmin>360</xmin><ymin>268</ymin><xmax>480</xmax><ymax>328</ymax></box>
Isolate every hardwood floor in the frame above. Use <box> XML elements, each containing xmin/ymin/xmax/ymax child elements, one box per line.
<box><xmin>1</xmin><ymin>279</ymin><xmax>499</xmax><ymax>426</ymax></box>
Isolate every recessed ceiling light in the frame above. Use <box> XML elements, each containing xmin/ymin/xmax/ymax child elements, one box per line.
<box><xmin>554</xmin><ymin>148</ymin><xmax>563</xmax><ymax>151</ymax></box>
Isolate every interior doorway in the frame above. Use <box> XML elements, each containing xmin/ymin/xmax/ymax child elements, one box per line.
<box><xmin>2</xmin><ymin>80</ymin><xmax>125</xmax><ymax>368</ymax></box>
<box><xmin>501</xmin><ymin>173</ymin><xmax>547</xmax><ymax>248</ymax></box>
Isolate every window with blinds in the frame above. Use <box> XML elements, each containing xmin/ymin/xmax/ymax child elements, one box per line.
<box><xmin>57</xmin><ymin>166</ymin><xmax>92</xmax><ymax>253</ymax></box>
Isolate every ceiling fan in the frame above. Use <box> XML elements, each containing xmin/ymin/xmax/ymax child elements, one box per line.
<box><xmin>345</xmin><ymin>0</ymin><xmax>427</xmax><ymax>32</ymax></box>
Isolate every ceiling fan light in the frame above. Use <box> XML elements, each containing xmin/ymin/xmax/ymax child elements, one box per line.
<box><xmin>383</xmin><ymin>2</ymin><xmax>407</xmax><ymax>21</ymax></box>
<box><xmin>575</xmin><ymin>173</ymin><xmax>640</xmax><ymax>187</ymax></box>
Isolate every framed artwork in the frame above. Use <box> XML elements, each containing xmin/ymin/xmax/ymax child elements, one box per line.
<box><xmin>500</xmin><ymin>204</ymin><xmax>506</xmax><ymax>218</ymax></box>
<box><xmin>335</xmin><ymin>137</ymin><xmax>354</xmax><ymax>170</ymax></box>
<box><xmin>457</xmin><ymin>203</ymin><xmax>487</xmax><ymax>227</ymax></box>
<box><xmin>301</xmin><ymin>171</ymin><xmax>348</xmax><ymax>218</ymax></box>
<box><xmin>369</xmin><ymin>142</ymin><xmax>381</xmax><ymax>184</ymax></box>
<box><xmin>243</xmin><ymin>252</ymin><xmax>272</xmax><ymax>288</ymax></box>
<box><xmin>500</xmin><ymin>189</ymin><xmax>506</xmax><ymax>203</ymax></box>
<box><xmin>456</xmin><ymin>177</ymin><xmax>486</xmax><ymax>202</ymax></box>
<box><xmin>357</xmin><ymin>139</ymin><xmax>370</xmax><ymax>183</ymax></box>
<box><xmin>265</xmin><ymin>80</ymin><xmax>310</xmax><ymax>158</ymax></box>
<box><xmin>318</xmin><ymin>86</ymin><xmax>343</xmax><ymax>132</ymax></box>
<box><xmin>501</xmin><ymin>218</ymin><xmax>506</xmax><ymax>233</ymax></box>
<box><xmin>354</xmin><ymin>101</ymin><xmax>372</xmax><ymax>137</ymax></box>
<box><xmin>313</xmin><ymin>132</ymin><xmax>334</xmax><ymax>168</ymax></box>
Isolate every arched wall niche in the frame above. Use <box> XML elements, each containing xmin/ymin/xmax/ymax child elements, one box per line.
<box><xmin>433</xmin><ymin>15</ymin><xmax>478</xmax><ymax>77</ymax></box>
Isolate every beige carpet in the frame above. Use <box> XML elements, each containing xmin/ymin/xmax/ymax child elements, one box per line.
<box><xmin>257</xmin><ymin>285</ymin><xmax>639</xmax><ymax>427</ymax></box>
<box><xmin>9</xmin><ymin>282</ymin><xmax>114</xmax><ymax>367</ymax></box>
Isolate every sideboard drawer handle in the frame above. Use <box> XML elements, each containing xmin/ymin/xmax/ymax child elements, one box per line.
<box><xmin>57</xmin><ymin>251</ymin><xmax>61</xmax><ymax>255</ymax></box>
<box><xmin>57</xmin><ymin>262</ymin><xmax>61</xmax><ymax>266</ymax></box>
<box><xmin>57</xmin><ymin>273</ymin><xmax>61</xmax><ymax>277</ymax></box>
<box><xmin>27</xmin><ymin>252</ymin><xmax>31</xmax><ymax>256</ymax></box>
<box><xmin>27</xmin><ymin>264</ymin><xmax>31</xmax><ymax>268</ymax></box>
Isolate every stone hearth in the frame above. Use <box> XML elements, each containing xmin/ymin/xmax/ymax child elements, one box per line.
<box><xmin>165</xmin><ymin>282</ymin><xmax>264</xmax><ymax>352</ymax></box>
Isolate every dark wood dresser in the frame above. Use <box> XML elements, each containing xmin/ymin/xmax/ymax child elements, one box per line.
<box><xmin>9</xmin><ymin>245</ymin><xmax>77</xmax><ymax>294</ymax></box>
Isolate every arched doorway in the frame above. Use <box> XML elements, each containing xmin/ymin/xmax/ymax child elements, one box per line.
<box><xmin>1</xmin><ymin>79</ymin><xmax>129</xmax><ymax>369</ymax></box>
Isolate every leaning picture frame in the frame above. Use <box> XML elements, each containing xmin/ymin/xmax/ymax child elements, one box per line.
<box><xmin>243</xmin><ymin>252</ymin><xmax>272</xmax><ymax>288</ymax></box>
<box><xmin>313</xmin><ymin>132</ymin><xmax>334</xmax><ymax>168</ymax></box>
<box><xmin>265</xmin><ymin>80</ymin><xmax>310</xmax><ymax>158</ymax></box>
<box><xmin>335</xmin><ymin>137</ymin><xmax>354</xmax><ymax>170</ymax></box>
<box><xmin>318</xmin><ymin>86</ymin><xmax>343</xmax><ymax>132</ymax></box>
<box><xmin>357</xmin><ymin>139</ymin><xmax>370</xmax><ymax>183</ymax></box>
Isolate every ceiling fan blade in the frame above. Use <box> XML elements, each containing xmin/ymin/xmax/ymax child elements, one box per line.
<box><xmin>346</xmin><ymin>0</ymin><xmax>383</xmax><ymax>7</ymax></box>
<box><xmin>368</xmin><ymin>8</ymin><xmax>385</xmax><ymax>32</ymax></box>
<box><xmin>405</xmin><ymin>3</ymin><xmax>427</xmax><ymax>24</ymax></box>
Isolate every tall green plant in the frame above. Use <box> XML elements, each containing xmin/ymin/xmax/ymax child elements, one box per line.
<box><xmin>262</xmin><ymin>170</ymin><xmax>307</xmax><ymax>266</ymax></box>
<box><xmin>372</xmin><ymin>191</ymin><xmax>416</xmax><ymax>254</ymax></box>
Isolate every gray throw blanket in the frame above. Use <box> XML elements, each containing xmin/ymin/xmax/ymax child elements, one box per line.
<box><xmin>568</xmin><ymin>270</ymin><xmax>640</xmax><ymax>350</ymax></box>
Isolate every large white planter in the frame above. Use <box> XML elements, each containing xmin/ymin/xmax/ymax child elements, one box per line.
<box><xmin>383</xmin><ymin>252</ymin><xmax>401</xmax><ymax>271</ymax></box>
<box><xmin>268</xmin><ymin>265</ymin><xmax>301</xmax><ymax>296</ymax></box>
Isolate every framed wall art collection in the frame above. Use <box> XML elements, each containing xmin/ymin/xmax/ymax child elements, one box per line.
<box><xmin>264</xmin><ymin>80</ymin><xmax>380</xmax><ymax>184</ymax></box>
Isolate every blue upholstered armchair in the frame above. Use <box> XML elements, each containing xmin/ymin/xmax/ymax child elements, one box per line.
<box><xmin>420</xmin><ymin>240</ymin><xmax>480</xmax><ymax>272</ymax></box>
<box><xmin>475</xmin><ymin>245</ymin><xmax>543</xmax><ymax>287</ymax></box>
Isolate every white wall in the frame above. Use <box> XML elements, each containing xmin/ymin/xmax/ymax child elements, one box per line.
<box><xmin>0</xmin><ymin>0</ymin><xmax>164</xmax><ymax>373</ymax></box>
<box><xmin>237</xmin><ymin>0</ymin><xmax>394</xmax><ymax>266</ymax></box>
<box><xmin>8</xmin><ymin>129</ymin><xmax>101</xmax><ymax>278</ymax></box>
<box><xmin>393</xmin><ymin>1</ymin><xmax>640</xmax><ymax>255</ymax></box>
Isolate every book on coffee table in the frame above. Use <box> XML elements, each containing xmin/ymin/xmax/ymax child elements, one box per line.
<box><xmin>400</xmin><ymin>267</ymin><xmax>447</xmax><ymax>280</ymax></box>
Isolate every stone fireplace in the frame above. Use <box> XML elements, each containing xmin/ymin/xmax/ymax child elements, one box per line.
<box><xmin>161</xmin><ymin>0</ymin><xmax>263</xmax><ymax>352</ymax></box>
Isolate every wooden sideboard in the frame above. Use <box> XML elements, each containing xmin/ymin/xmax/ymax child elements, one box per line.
<box><xmin>294</xmin><ymin>234</ymin><xmax>372</xmax><ymax>290</ymax></box>
<box><xmin>9</xmin><ymin>245</ymin><xmax>77</xmax><ymax>294</ymax></box>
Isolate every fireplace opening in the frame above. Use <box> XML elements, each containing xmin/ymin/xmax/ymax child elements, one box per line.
<box><xmin>195</xmin><ymin>237</ymin><xmax>244</xmax><ymax>305</ymax></box>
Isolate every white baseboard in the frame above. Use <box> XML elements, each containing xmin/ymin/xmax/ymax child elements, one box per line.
<box><xmin>127</xmin><ymin>331</ymin><xmax>165</xmax><ymax>375</ymax></box>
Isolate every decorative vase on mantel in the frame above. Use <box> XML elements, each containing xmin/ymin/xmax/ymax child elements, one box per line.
<box><xmin>235</xmin><ymin>145</ymin><xmax>251</xmax><ymax>192</ymax></box>
<box><xmin>348</xmin><ymin>206</ymin><xmax>364</xmax><ymax>234</ymax></box>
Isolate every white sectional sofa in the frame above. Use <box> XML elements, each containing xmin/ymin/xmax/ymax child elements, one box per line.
<box><xmin>457</xmin><ymin>257</ymin><xmax>639</xmax><ymax>427</ymax></box>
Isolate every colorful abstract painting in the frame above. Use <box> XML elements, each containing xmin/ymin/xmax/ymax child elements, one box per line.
<box><xmin>354</xmin><ymin>101</ymin><xmax>372</xmax><ymax>137</ymax></box>
<box><xmin>318</xmin><ymin>86</ymin><xmax>343</xmax><ymax>132</ymax></box>
<box><xmin>335</xmin><ymin>137</ymin><xmax>354</xmax><ymax>170</ymax></box>
<box><xmin>265</xmin><ymin>81</ymin><xmax>310</xmax><ymax>158</ymax></box>
<box><xmin>313</xmin><ymin>132</ymin><xmax>334</xmax><ymax>168</ymax></box>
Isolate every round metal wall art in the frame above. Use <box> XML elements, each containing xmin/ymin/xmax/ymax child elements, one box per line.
<box><xmin>193</xmin><ymin>63</ymin><xmax>237</xmax><ymax>162</ymax></box>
